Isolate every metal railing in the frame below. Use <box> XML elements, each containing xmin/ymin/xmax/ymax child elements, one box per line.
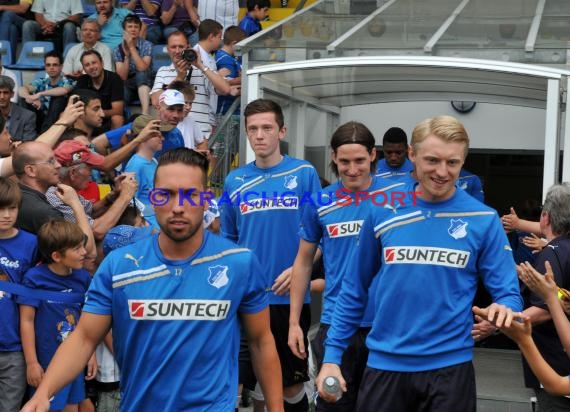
<box><xmin>207</xmin><ymin>97</ymin><xmax>241</xmax><ymax>194</ymax></box>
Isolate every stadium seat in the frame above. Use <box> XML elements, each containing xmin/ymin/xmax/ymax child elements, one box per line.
<box><xmin>0</xmin><ymin>40</ymin><xmax>13</xmax><ymax>66</ymax></box>
<box><xmin>9</xmin><ymin>41</ymin><xmax>54</xmax><ymax>69</ymax></box>
<box><xmin>64</xmin><ymin>42</ymin><xmax>79</xmax><ymax>59</ymax></box>
<box><xmin>151</xmin><ymin>44</ymin><xmax>170</xmax><ymax>74</ymax></box>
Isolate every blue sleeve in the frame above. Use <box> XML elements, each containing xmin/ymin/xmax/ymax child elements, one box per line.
<box><xmin>16</xmin><ymin>268</ymin><xmax>41</xmax><ymax>308</ymax></box>
<box><xmin>29</xmin><ymin>78</ymin><xmax>43</xmax><ymax>92</ymax></box>
<box><xmin>105</xmin><ymin>123</ymin><xmax>132</xmax><ymax>150</ymax></box>
<box><xmin>239</xmin><ymin>253</ymin><xmax>269</xmax><ymax>314</ymax></box>
<box><xmin>216</xmin><ymin>55</ymin><xmax>233</xmax><ymax>73</ymax></box>
<box><xmin>219</xmin><ymin>179</ymin><xmax>239</xmax><ymax>242</ymax></box>
<box><xmin>297</xmin><ymin>168</ymin><xmax>322</xmax><ymax>241</ymax></box>
<box><xmin>478</xmin><ymin>215</ymin><xmax>523</xmax><ymax>312</ymax></box>
<box><xmin>471</xmin><ymin>176</ymin><xmax>485</xmax><ymax>203</ymax></box>
<box><xmin>112</xmin><ymin>46</ymin><xmax>123</xmax><ymax>63</ymax></box>
<box><xmin>83</xmin><ymin>258</ymin><xmax>114</xmax><ymax>315</ymax></box>
<box><xmin>323</xmin><ymin>213</ymin><xmax>380</xmax><ymax>364</ymax></box>
<box><xmin>239</xmin><ymin>16</ymin><xmax>259</xmax><ymax>37</ymax></box>
<box><xmin>309</xmin><ymin>168</ymin><xmax>322</xmax><ymax>193</ymax></box>
<box><xmin>299</xmin><ymin>200</ymin><xmax>321</xmax><ymax>244</ymax></box>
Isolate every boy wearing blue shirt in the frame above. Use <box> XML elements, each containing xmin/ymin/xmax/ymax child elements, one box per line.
<box><xmin>125</xmin><ymin>115</ymin><xmax>165</xmax><ymax>229</ymax></box>
<box><xmin>289</xmin><ymin>121</ymin><xmax>403</xmax><ymax>411</ymax></box>
<box><xmin>0</xmin><ymin>178</ymin><xmax>38</xmax><ymax>412</ymax></box>
<box><xmin>215</xmin><ymin>26</ymin><xmax>246</xmax><ymax>116</ymax></box>
<box><xmin>19</xmin><ymin>220</ymin><xmax>94</xmax><ymax>412</ymax></box>
<box><xmin>239</xmin><ymin>0</ymin><xmax>270</xmax><ymax>37</ymax></box>
<box><xmin>317</xmin><ymin>115</ymin><xmax>523</xmax><ymax>411</ymax></box>
<box><xmin>221</xmin><ymin>99</ymin><xmax>321</xmax><ymax>412</ymax></box>
<box><xmin>21</xmin><ymin>148</ymin><xmax>283</xmax><ymax>412</ymax></box>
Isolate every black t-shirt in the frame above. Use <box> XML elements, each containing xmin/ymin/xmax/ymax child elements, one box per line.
<box><xmin>75</xmin><ymin>70</ymin><xmax>124</xmax><ymax>111</ymax></box>
<box><xmin>523</xmin><ymin>234</ymin><xmax>570</xmax><ymax>388</ymax></box>
<box><xmin>16</xmin><ymin>184</ymin><xmax>64</xmax><ymax>235</ymax></box>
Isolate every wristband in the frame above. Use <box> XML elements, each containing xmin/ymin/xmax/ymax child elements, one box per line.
<box><xmin>203</xmin><ymin>66</ymin><xmax>210</xmax><ymax>74</ymax></box>
<box><xmin>53</xmin><ymin>123</ymin><xmax>68</xmax><ymax>127</ymax></box>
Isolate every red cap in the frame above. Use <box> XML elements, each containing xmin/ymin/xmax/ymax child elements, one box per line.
<box><xmin>54</xmin><ymin>140</ymin><xmax>104</xmax><ymax>168</ymax></box>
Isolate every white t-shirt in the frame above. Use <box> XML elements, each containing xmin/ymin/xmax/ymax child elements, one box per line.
<box><xmin>177</xmin><ymin>115</ymin><xmax>205</xmax><ymax>150</ymax></box>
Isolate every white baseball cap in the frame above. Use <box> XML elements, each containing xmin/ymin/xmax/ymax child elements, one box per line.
<box><xmin>159</xmin><ymin>89</ymin><xmax>185</xmax><ymax>106</ymax></box>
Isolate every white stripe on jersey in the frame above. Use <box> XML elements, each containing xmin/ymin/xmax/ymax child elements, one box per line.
<box><xmin>272</xmin><ymin>164</ymin><xmax>316</xmax><ymax>178</ymax></box>
<box><xmin>113</xmin><ymin>269</ymin><xmax>171</xmax><ymax>288</ymax></box>
<box><xmin>229</xmin><ymin>176</ymin><xmax>264</xmax><ymax>200</ymax></box>
<box><xmin>191</xmin><ymin>247</ymin><xmax>251</xmax><ymax>265</ymax></box>
<box><xmin>374</xmin><ymin>210</ymin><xmax>423</xmax><ymax>233</ymax></box>
<box><xmin>434</xmin><ymin>211</ymin><xmax>495</xmax><ymax>217</ymax></box>
<box><xmin>112</xmin><ymin>265</ymin><xmax>168</xmax><ymax>283</ymax></box>
<box><xmin>230</xmin><ymin>164</ymin><xmax>316</xmax><ymax>201</ymax></box>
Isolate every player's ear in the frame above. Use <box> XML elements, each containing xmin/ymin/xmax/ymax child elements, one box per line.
<box><xmin>370</xmin><ymin>147</ymin><xmax>377</xmax><ymax>162</ymax></box>
<box><xmin>278</xmin><ymin>125</ymin><xmax>287</xmax><ymax>141</ymax></box>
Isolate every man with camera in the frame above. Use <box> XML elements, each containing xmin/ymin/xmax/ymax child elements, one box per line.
<box><xmin>150</xmin><ymin>20</ymin><xmax>231</xmax><ymax>143</ymax></box>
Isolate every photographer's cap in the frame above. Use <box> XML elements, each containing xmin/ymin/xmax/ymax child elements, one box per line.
<box><xmin>131</xmin><ymin>114</ymin><xmax>174</xmax><ymax>134</ymax></box>
<box><xmin>159</xmin><ymin>89</ymin><xmax>185</xmax><ymax>107</ymax></box>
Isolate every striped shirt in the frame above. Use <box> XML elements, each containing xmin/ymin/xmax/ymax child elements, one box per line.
<box><xmin>150</xmin><ymin>56</ymin><xmax>216</xmax><ymax>139</ymax></box>
<box><xmin>197</xmin><ymin>0</ymin><xmax>238</xmax><ymax>29</ymax></box>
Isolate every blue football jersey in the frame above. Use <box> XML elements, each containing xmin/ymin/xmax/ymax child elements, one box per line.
<box><xmin>300</xmin><ymin>176</ymin><xmax>405</xmax><ymax>326</ymax></box>
<box><xmin>221</xmin><ymin>155</ymin><xmax>321</xmax><ymax>305</ymax></box>
<box><xmin>457</xmin><ymin>168</ymin><xmax>485</xmax><ymax>203</ymax></box>
<box><xmin>376</xmin><ymin>158</ymin><xmax>414</xmax><ymax>179</ymax></box>
<box><xmin>324</xmin><ymin>182</ymin><xmax>522</xmax><ymax>372</ymax></box>
<box><xmin>84</xmin><ymin>232</ymin><xmax>267</xmax><ymax>411</ymax></box>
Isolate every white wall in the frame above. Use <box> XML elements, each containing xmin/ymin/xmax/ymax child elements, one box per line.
<box><xmin>341</xmin><ymin>101</ymin><xmax>547</xmax><ymax>151</ymax></box>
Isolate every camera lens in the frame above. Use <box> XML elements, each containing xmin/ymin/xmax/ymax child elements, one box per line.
<box><xmin>182</xmin><ymin>49</ymin><xmax>197</xmax><ymax>63</ymax></box>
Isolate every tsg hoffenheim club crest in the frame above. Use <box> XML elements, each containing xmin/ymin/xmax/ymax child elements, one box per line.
<box><xmin>284</xmin><ymin>175</ymin><xmax>298</xmax><ymax>190</ymax></box>
<box><xmin>448</xmin><ymin>219</ymin><xmax>468</xmax><ymax>239</ymax></box>
<box><xmin>208</xmin><ymin>265</ymin><xmax>229</xmax><ymax>289</ymax></box>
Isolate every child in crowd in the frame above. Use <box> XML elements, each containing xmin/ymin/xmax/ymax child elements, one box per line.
<box><xmin>124</xmin><ymin>116</ymin><xmax>164</xmax><ymax>229</ymax></box>
<box><xmin>216</xmin><ymin>26</ymin><xmax>246</xmax><ymax>116</ymax></box>
<box><xmin>19</xmin><ymin>220</ymin><xmax>96</xmax><ymax>412</ymax></box>
<box><xmin>239</xmin><ymin>0</ymin><xmax>270</xmax><ymax>37</ymax></box>
<box><xmin>0</xmin><ymin>178</ymin><xmax>39</xmax><ymax>412</ymax></box>
<box><xmin>214</xmin><ymin>25</ymin><xmax>247</xmax><ymax>174</ymax></box>
<box><xmin>117</xmin><ymin>204</ymin><xmax>148</xmax><ymax>227</ymax></box>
